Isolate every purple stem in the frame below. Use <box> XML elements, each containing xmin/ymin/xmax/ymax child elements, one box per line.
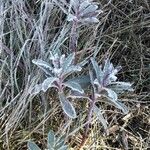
<box><xmin>69</xmin><ymin>19</ymin><xmax>78</xmax><ymax>53</ymax></box>
<box><xmin>79</xmin><ymin>94</ymin><xmax>96</xmax><ymax>149</ymax></box>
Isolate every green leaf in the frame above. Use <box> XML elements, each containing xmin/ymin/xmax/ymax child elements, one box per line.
<box><xmin>63</xmin><ymin>80</ymin><xmax>84</xmax><ymax>94</ymax></box>
<box><xmin>32</xmin><ymin>59</ymin><xmax>52</xmax><ymax>75</ymax></box>
<box><xmin>80</xmin><ymin>4</ymin><xmax>98</xmax><ymax>16</ymax></box>
<box><xmin>100</xmin><ymin>88</ymin><xmax>128</xmax><ymax>114</ymax></box>
<box><xmin>62</xmin><ymin>53</ymin><xmax>75</xmax><ymax>73</ymax></box>
<box><xmin>68</xmin><ymin>75</ymin><xmax>91</xmax><ymax>89</ymax></box>
<box><xmin>108</xmin><ymin>82</ymin><xmax>134</xmax><ymax>93</ymax></box>
<box><xmin>42</xmin><ymin>77</ymin><xmax>57</xmax><ymax>92</ymax></box>
<box><xmin>104</xmin><ymin>88</ymin><xmax>118</xmax><ymax>101</ymax></box>
<box><xmin>27</xmin><ymin>141</ymin><xmax>41</xmax><ymax>150</ymax></box>
<box><xmin>63</xmin><ymin>65</ymin><xmax>82</xmax><ymax>78</ymax></box>
<box><xmin>93</xmin><ymin>105</ymin><xmax>107</xmax><ymax>130</ymax></box>
<box><xmin>32</xmin><ymin>59</ymin><xmax>52</xmax><ymax>70</ymax></box>
<box><xmin>58</xmin><ymin>92</ymin><xmax>77</xmax><ymax>119</ymax></box>
<box><xmin>31</xmin><ymin>84</ymin><xmax>42</xmax><ymax>95</ymax></box>
<box><xmin>91</xmin><ymin>58</ymin><xmax>103</xmax><ymax>84</ymax></box>
<box><xmin>47</xmin><ymin>130</ymin><xmax>55</xmax><ymax>149</ymax></box>
<box><xmin>58</xmin><ymin>145</ymin><xmax>68</xmax><ymax>150</ymax></box>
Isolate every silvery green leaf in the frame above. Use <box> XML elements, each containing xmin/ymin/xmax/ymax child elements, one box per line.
<box><xmin>60</xmin><ymin>54</ymin><xmax>66</xmax><ymax>66</ymax></box>
<box><xmin>108</xmin><ymin>82</ymin><xmax>134</xmax><ymax>93</ymax></box>
<box><xmin>64</xmin><ymin>80</ymin><xmax>84</xmax><ymax>94</ymax></box>
<box><xmin>42</xmin><ymin>77</ymin><xmax>57</xmax><ymax>92</ymax></box>
<box><xmin>93</xmin><ymin>105</ymin><xmax>107</xmax><ymax>130</ymax></box>
<box><xmin>91</xmin><ymin>58</ymin><xmax>103</xmax><ymax>83</ymax></box>
<box><xmin>55</xmin><ymin>136</ymin><xmax>65</xmax><ymax>149</ymax></box>
<box><xmin>67</xmin><ymin>14</ymin><xmax>77</xmax><ymax>22</ymax></box>
<box><xmin>100</xmin><ymin>92</ymin><xmax>128</xmax><ymax>114</ymax></box>
<box><xmin>58</xmin><ymin>145</ymin><xmax>68</xmax><ymax>150</ymax></box>
<box><xmin>79</xmin><ymin>1</ymin><xmax>90</xmax><ymax>12</ymax></box>
<box><xmin>62</xmin><ymin>53</ymin><xmax>75</xmax><ymax>72</ymax></box>
<box><xmin>81</xmin><ymin>17</ymin><xmax>99</xmax><ymax>23</ymax></box>
<box><xmin>80</xmin><ymin>4</ymin><xmax>98</xmax><ymax>16</ymax></box>
<box><xmin>63</xmin><ymin>65</ymin><xmax>82</xmax><ymax>78</ymax></box>
<box><xmin>27</xmin><ymin>141</ymin><xmax>41</xmax><ymax>150</ymax></box>
<box><xmin>93</xmin><ymin>79</ymin><xmax>99</xmax><ymax>86</ymax></box>
<box><xmin>103</xmin><ymin>88</ymin><xmax>118</xmax><ymax>101</ymax></box>
<box><xmin>59</xmin><ymin>92</ymin><xmax>77</xmax><ymax>119</ymax></box>
<box><xmin>31</xmin><ymin>84</ymin><xmax>42</xmax><ymax>95</ymax></box>
<box><xmin>47</xmin><ymin>130</ymin><xmax>55</xmax><ymax>149</ymax></box>
<box><xmin>32</xmin><ymin>59</ymin><xmax>52</xmax><ymax>71</ymax></box>
<box><xmin>103</xmin><ymin>59</ymin><xmax>110</xmax><ymax>75</ymax></box>
<box><xmin>53</xmin><ymin>68</ymin><xmax>63</xmax><ymax>76</ymax></box>
<box><xmin>69</xmin><ymin>75</ymin><xmax>91</xmax><ymax>89</ymax></box>
<box><xmin>109</xmin><ymin>74</ymin><xmax>117</xmax><ymax>82</ymax></box>
<box><xmin>32</xmin><ymin>59</ymin><xmax>53</xmax><ymax>75</ymax></box>
<box><xmin>67</xmin><ymin>91</ymin><xmax>90</xmax><ymax>100</ymax></box>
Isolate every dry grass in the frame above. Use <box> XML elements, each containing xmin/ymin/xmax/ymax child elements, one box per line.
<box><xmin>0</xmin><ymin>0</ymin><xmax>149</xmax><ymax>150</ymax></box>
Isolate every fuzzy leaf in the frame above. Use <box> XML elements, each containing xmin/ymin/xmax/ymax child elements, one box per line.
<box><xmin>42</xmin><ymin>77</ymin><xmax>57</xmax><ymax>92</ymax></box>
<box><xmin>32</xmin><ymin>59</ymin><xmax>52</xmax><ymax>75</ymax></box>
<box><xmin>79</xmin><ymin>1</ymin><xmax>90</xmax><ymax>12</ymax></box>
<box><xmin>59</xmin><ymin>92</ymin><xmax>77</xmax><ymax>119</ymax></box>
<box><xmin>47</xmin><ymin>130</ymin><xmax>55</xmax><ymax>149</ymax></box>
<box><xmin>31</xmin><ymin>84</ymin><xmax>42</xmax><ymax>95</ymax></box>
<box><xmin>62</xmin><ymin>53</ymin><xmax>75</xmax><ymax>73</ymax></box>
<box><xmin>63</xmin><ymin>65</ymin><xmax>82</xmax><ymax>77</ymax></box>
<box><xmin>64</xmin><ymin>80</ymin><xmax>84</xmax><ymax>94</ymax></box>
<box><xmin>99</xmin><ymin>89</ymin><xmax>128</xmax><ymax>114</ymax></box>
<box><xmin>80</xmin><ymin>4</ymin><xmax>98</xmax><ymax>16</ymax></box>
<box><xmin>108</xmin><ymin>82</ymin><xmax>134</xmax><ymax>93</ymax></box>
<box><xmin>69</xmin><ymin>75</ymin><xmax>91</xmax><ymax>89</ymax></box>
<box><xmin>58</xmin><ymin>145</ymin><xmax>68</xmax><ymax>150</ymax></box>
<box><xmin>81</xmin><ymin>17</ymin><xmax>99</xmax><ymax>23</ymax></box>
<box><xmin>91</xmin><ymin>58</ymin><xmax>103</xmax><ymax>83</ymax></box>
<box><xmin>27</xmin><ymin>141</ymin><xmax>41</xmax><ymax>150</ymax></box>
<box><xmin>104</xmin><ymin>88</ymin><xmax>118</xmax><ymax>101</ymax></box>
<box><xmin>93</xmin><ymin>105</ymin><xmax>107</xmax><ymax>130</ymax></box>
<box><xmin>67</xmin><ymin>90</ymin><xmax>90</xmax><ymax>100</ymax></box>
<box><xmin>67</xmin><ymin>14</ymin><xmax>77</xmax><ymax>22</ymax></box>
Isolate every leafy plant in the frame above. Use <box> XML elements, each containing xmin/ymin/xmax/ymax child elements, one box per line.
<box><xmin>67</xmin><ymin>0</ymin><xmax>102</xmax><ymax>24</ymax></box>
<box><xmin>66</xmin><ymin>0</ymin><xmax>102</xmax><ymax>52</ymax></box>
<box><xmin>27</xmin><ymin>130</ymin><xmax>68</xmax><ymax>150</ymax></box>
<box><xmin>31</xmin><ymin>52</ymin><xmax>84</xmax><ymax>118</ymax></box>
<box><xmin>69</xmin><ymin>57</ymin><xmax>133</xmax><ymax>149</ymax></box>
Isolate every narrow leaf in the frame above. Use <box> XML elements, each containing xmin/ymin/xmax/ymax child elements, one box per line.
<box><xmin>59</xmin><ymin>92</ymin><xmax>77</xmax><ymax>119</ymax></box>
<box><xmin>63</xmin><ymin>65</ymin><xmax>82</xmax><ymax>77</ymax></box>
<box><xmin>80</xmin><ymin>4</ymin><xmax>98</xmax><ymax>16</ymax></box>
<box><xmin>79</xmin><ymin>1</ymin><xmax>90</xmax><ymax>12</ymax></box>
<box><xmin>48</xmin><ymin>130</ymin><xmax>55</xmax><ymax>149</ymax></box>
<box><xmin>108</xmin><ymin>82</ymin><xmax>134</xmax><ymax>93</ymax></box>
<box><xmin>91</xmin><ymin>58</ymin><xmax>102</xmax><ymax>84</ymax></box>
<box><xmin>67</xmin><ymin>90</ymin><xmax>90</xmax><ymax>100</ymax></box>
<box><xmin>32</xmin><ymin>59</ymin><xmax>52</xmax><ymax>70</ymax></box>
<box><xmin>58</xmin><ymin>145</ymin><xmax>68</xmax><ymax>150</ymax></box>
<box><xmin>42</xmin><ymin>77</ymin><xmax>57</xmax><ymax>92</ymax></box>
<box><xmin>68</xmin><ymin>75</ymin><xmax>90</xmax><ymax>89</ymax></box>
<box><xmin>62</xmin><ymin>53</ymin><xmax>75</xmax><ymax>72</ymax></box>
<box><xmin>81</xmin><ymin>17</ymin><xmax>99</xmax><ymax>23</ymax></box>
<box><xmin>104</xmin><ymin>88</ymin><xmax>118</xmax><ymax>101</ymax></box>
<box><xmin>64</xmin><ymin>80</ymin><xmax>84</xmax><ymax>94</ymax></box>
<box><xmin>31</xmin><ymin>84</ymin><xmax>42</xmax><ymax>95</ymax></box>
<box><xmin>93</xmin><ymin>105</ymin><xmax>107</xmax><ymax>130</ymax></box>
<box><xmin>100</xmin><ymin>94</ymin><xmax>128</xmax><ymax>114</ymax></box>
<box><xmin>27</xmin><ymin>141</ymin><xmax>41</xmax><ymax>150</ymax></box>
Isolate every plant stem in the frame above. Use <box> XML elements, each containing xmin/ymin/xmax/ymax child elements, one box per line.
<box><xmin>79</xmin><ymin>96</ymin><xmax>96</xmax><ymax>149</ymax></box>
<box><xmin>69</xmin><ymin>20</ymin><xmax>78</xmax><ymax>53</ymax></box>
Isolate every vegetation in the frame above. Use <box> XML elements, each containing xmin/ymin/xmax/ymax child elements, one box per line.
<box><xmin>0</xmin><ymin>0</ymin><xmax>149</xmax><ymax>150</ymax></box>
